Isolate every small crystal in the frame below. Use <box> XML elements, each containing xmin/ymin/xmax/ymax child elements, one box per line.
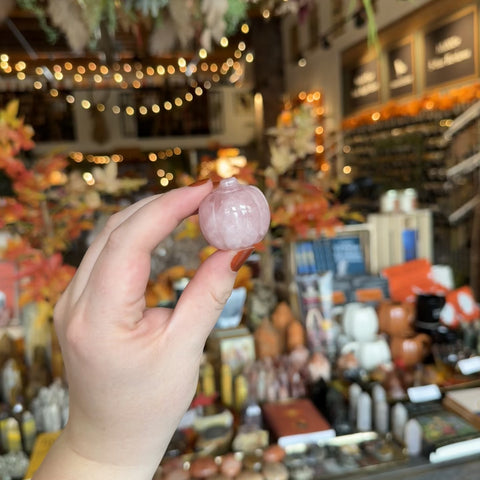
<box><xmin>198</xmin><ymin>177</ymin><xmax>270</xmax><ymax>250</ymax></box>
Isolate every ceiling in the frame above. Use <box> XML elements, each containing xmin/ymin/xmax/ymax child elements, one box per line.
<box><xmin>0</xmin><ymin>5</ymin><xmax>247</xmax><ymax>69</ymax></box>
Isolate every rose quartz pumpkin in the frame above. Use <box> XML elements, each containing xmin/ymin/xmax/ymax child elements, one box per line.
<box><xmin>198</xmin><ymin>177</ymin><xmax>270</xmax><ymax>250</ymax></box>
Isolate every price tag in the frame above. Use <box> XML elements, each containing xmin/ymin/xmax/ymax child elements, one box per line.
<box><xmin>407</xmin><ymin>384</ymin><xmax>442</xmax><ymax>403</ymax></box>
<box><xmin>458</xmin><ymin>356</ymin><xmax>480</xmax><ymax>376</ymax></box>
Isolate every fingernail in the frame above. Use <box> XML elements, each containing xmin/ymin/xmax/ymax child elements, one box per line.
<box><xmin>231</xmin><ymin>248</ymin><xmax>254</xmax><ymax>272</ymax></box>
<box><xmin>188</xmin><ymin>178</ymin><xmax>210</xmax><ymax>187</ymax></box>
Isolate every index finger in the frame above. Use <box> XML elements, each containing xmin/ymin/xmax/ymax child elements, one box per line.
<box><xmin>71</xmin><ymin>182</ymin><xmax>213</xmax><ymax>328</ymax></box>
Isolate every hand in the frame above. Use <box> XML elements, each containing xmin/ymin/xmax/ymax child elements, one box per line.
<box><xmin>33</xmin><ymin>181</ymin><xmax>252</xmax><ymax>480</ymax></box>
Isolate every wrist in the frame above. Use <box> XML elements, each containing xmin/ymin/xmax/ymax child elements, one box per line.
<box><xmin>32</xmin><ymin>431</ymin><xmax>159</xmax><ymax>480</ymax></box>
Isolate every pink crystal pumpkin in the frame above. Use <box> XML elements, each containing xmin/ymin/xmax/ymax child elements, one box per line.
<box><xmin>198</xmin><ymin>177</ymin><xmax>270</xmax><ymax>250</ymax></box>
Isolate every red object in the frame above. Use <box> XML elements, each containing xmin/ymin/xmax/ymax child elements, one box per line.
<box><xmin>381</xmin><ymin>259</ymin><xmax>449</xmax><ymax>303</ymax></box>
<box><xmin>262</xmin><ymin>398</ymin><xmax>335</xmax><ymax>447</ymax></box>
<box><xmin>440</xmin><ymin>286</ymin><xmax>480</xmax><ymax>328</ymax></box>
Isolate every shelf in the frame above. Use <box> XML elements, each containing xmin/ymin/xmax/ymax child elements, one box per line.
<box><xmin>444</xmin><ymin>99</ymin><xmax>480</xmax><ymax>140</ymax></box>
<box><xmin>446</xmin><ymin>151</ymin><xmax>480</xmax><ymax>178</ymax></box>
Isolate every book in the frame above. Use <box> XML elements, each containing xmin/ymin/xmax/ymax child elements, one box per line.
<box><xmin>262</xmin><ymin>398</ymin><xmax>336</xmax><ymax>447</ymax></box>
<box><xmin>443</xmin><ymin>387</ymin><xmax>480</xmax><ymax>430</ymax></box>
<box><xmin>407</xmin><ymin>401</ymin><xmax>480</xmax><ymax>463</ymax></box>
<box><xmin>330</xmin><ymin>236</ymin><xmax>366</xmax><ymax>275</ymax></box>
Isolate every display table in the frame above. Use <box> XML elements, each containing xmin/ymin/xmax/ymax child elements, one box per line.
<box><xmin>348</xmin><ymin>455</ymin><xmax>480</xmax><ymax>480</ymax></box>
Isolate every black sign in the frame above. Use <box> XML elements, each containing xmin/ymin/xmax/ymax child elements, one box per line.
<box><xmin>424</xmin><ymin>11</ymin><xmax>476</xmax><ymax>88</ymax></box>
<box><xmin>343</xmin><ymin>58</ymin><xmax>380</xmax><ymax>115</ymax></box>
<box><xmin>388</xmin><ymin>41</ymin><xmax>414</xmax><ymax>98</ymax></box>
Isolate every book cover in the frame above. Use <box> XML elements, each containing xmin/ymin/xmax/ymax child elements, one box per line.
<box><xmin>330</xmin><ymin>236</ymin><xmax>366</xmax><ymax>275</ymax></box>
<box><xmin>262</xmin><ymin>398</ymin><xmax>336</xmax><ymax>447</ymax></box>
<box><xmin>443</xmin><ymin>387</ymin><xmax>480</xmax><ymax>430</ymax></box>
<box><xmin>410</xmin><ymin>403</ymin><xmax>480</xmax><ymax>463</ymax></box>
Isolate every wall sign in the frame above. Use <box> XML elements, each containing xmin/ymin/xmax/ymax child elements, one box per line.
<box><xmin>387</xmin><ymin>40</ymin><xmax>414</xmax><ymax>98</ymax></box>
<box><xmin>424</xmin><ymin>10</ymin><xmax>477</xmax><ymax>88</ymax></box>
<box><xmin>343</xmin><ymin>58</ymin><xmax>380</xmax><ymax>115</ymax></box>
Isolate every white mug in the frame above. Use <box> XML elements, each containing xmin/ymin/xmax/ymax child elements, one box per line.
<box><xmin>342</xmin><ymin>336</ymin><xmax>391</xmax><ymax>371</ymax></box>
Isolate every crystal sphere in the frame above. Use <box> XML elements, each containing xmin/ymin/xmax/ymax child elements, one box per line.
<box><xmin>198</xmin><ymin>177</ymin><xmax>270</xmax><ymax>250</ymax></box>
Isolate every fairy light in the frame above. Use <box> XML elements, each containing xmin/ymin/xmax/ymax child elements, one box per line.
<box><xmin>245</xmin><ymin>53</ymin><xmax>254</xmax><ymax>63</ymax></box>
<box><xmin>50</xmin><ymin>88</ymin><xmax>58</xmax><ymax>97</ymax></box>
<box><xmin>149</xmin><ymin>153</ymin><xmax>157</xmax><ymax>162</ymax></box>
<box><xmin>83</xmin><ymin>172</ymin><xmax>95</xmax><ymax>185</ymax></box>
<box><xmin>241</xmin><ymin>23</ymin><xmax>249</xmax><ymax>34</ymax></box>
<box><xmin>0</xmin><ymin>24</ymin><xmax>253</xmax><ymax>119</ymax></box>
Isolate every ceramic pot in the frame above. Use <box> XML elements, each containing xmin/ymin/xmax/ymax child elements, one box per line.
<box><xmin>390</xmin><ymin>333</ymin><xmax>431</xmax><ymax>368</ymax></box>
<box><xmin>342</xmin><ymin>302</ymin><xmax>378</xmax><ymax>342</ymax></box>
<box><xmin>377</xmin><ymin>300</ymin><xmax>415</xmax><ymax>337</ymax></box>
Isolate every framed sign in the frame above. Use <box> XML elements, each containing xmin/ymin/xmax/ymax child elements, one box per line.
<box><xmin>343</xmin><ymin>58</ymin><xmax>380</xmax><ymax>115</ymax></box>
<box><xmin>424</xmin><ymin>8</ymin><xmax>477</xmax><ymax>88</ymax></box>
<box><xmin>387</xmin><ymin>38</ymin><xmax>415</xmax><ymax>98</ymax></box>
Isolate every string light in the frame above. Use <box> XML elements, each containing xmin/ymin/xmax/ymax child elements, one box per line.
<box><xmin>0</xmin><ymin>32</ymin><xmax>251</xmax><ymax>118</ymax></box>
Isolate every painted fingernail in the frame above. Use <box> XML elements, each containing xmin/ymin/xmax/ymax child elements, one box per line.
<box><xmin>188</xmin><ymin>178</ymin><xmax>210</xmax><ymax>187</ymax></box>
<box><xmin>231</xmin><ymin>248</ymin><xmax>254</xmax><ymax>272</ymax></box>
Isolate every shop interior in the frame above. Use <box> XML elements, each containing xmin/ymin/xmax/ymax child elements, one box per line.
<box><xmin>1</xmin><ymin>0</ymin><xmax>480</xmax><ymax>478</ymax></box>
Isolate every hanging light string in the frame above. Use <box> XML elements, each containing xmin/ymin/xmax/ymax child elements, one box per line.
<box><xmin>0</xmin><ymin>26</ymin><xmax>253</xmax><ymax>116</ymax></box>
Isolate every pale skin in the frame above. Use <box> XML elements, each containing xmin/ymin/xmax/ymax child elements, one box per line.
<box><xmin>33</xmin><ymin>180</ymin><xmax>249</xmax><ymax>480</ymax></box>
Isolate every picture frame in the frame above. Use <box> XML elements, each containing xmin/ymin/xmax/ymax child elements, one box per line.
<box><xmin>219</xmin><ymin>333</ymin><xmax>256</xmax><ymax>376</ymax></box>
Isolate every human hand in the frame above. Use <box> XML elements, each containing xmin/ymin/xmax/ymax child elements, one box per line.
<box><xmin>33</xmin><ymin>180</ymin><xmax>253</xmax><ymax>480</ymax></box>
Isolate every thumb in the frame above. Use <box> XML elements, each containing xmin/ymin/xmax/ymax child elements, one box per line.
<box><xmin>168</xmin><ymin>248</ymin><xmax>253</xmax><ymax>350</ymax></box>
